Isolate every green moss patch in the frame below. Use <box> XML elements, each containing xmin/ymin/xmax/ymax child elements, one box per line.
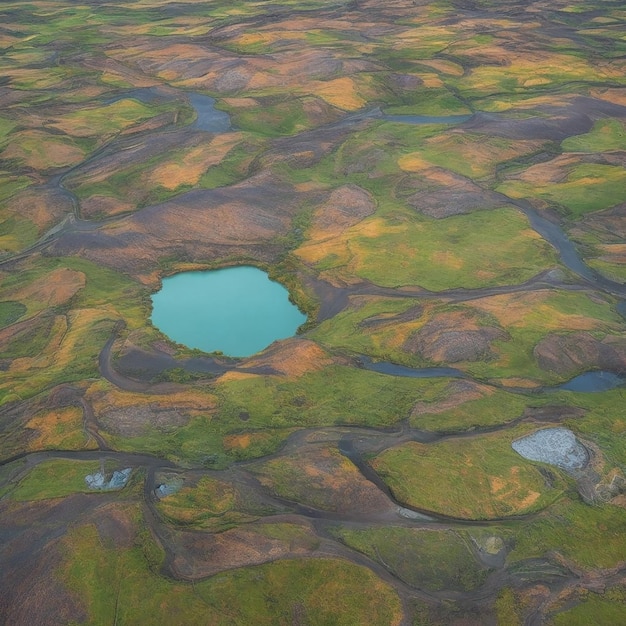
<box><xmin>372</xmin><ymin>430</ymin><xmax>568</xmax><ymax>519</ymax></box>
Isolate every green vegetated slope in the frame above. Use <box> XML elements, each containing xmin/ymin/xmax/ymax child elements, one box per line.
<box><xmin>1</xmin><ymin>0</ymin><xmax>626</xmax><ymax>623</ymax></box>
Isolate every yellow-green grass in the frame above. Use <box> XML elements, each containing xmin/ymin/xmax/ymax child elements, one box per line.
<box><xmin>0</xmin><ymin>256</ymin><xmax>148</xmax><ymax>326</ymax></box>
<box><xmin>454</xmin><ymin>53</ymin><xmax>605</xmax><ymax>98</ymax></box>
<box><xmin>103</xmin><ymin>413</ymin><xmax>293</xmax><ymax>468</ymax></box>
<box><xmin>551</xmin><ymin>586</ymin><xmax>626</xmax><ymax>625</ymax></box>
<box><xmin>318</xmin><ymin>208</ymin><xmax>557</xmax><ymax>291</ymax></box>
<box><xmin>0</xmin><ymin>171</ymin><xmax>33</xmax><ymax>203</ymax></box>
<box><xmin>0</xmin><ymin>130</ymin><xmax>86</xmax><ymax>171</ymax></box>
<box><xmin>410</xmin><ymin>388</ymin><xmax>538</xmax><ymax>432</ymax></box>
<box><xmin>372</xmin><ymin>429</ymin><xmax>569</xmax><ymax>519</ymax></box>
<box><xmin>399</xmin><ymin>133</ymin><xmax>546</xmax><ymax>179</ymax></box>
<box><xmin>249</xmin><ymin>446</ymin><xmax>374</xmax><ymax>512</ymax></box>
<box><xmin>382</xmin><ymin>86</ymin><xmax>471</xmax><ymax>116</ymax></box>
<box><xmin>7</xmin><ymin>459</ymin><xmax>125</xmax><ymax>501</ymax></box>
<box><xmin>61</xmin><ymin>521</ymin><xmax>403</xmax><ymax>625</ymax></box>
<box><xmin>309</xmin><ymin>296</ymin><xmax>432</xmax><ymax>366</ymax></box>
<box><xmin>0</xmin><ymin>301</ymin><xmax>26</xmax><ymax>328</ymax></box>
<box><xmin>335</xmin><ymin>527</ymin><xmax>489</xmax><ymax>591</ymax></box>
<box><xmin>506</xmin><ymin>497</ymin><xmax>626</xmax><ymax>569</ymax></box>
<box><xmin>215</xmin><ymin>365</ymin><xmax>444</xmax><ymax>429</ymax></box>
<box><xmin>553</xmin><ymin>388</ymin><xmax>626</xmax><ymax>467</ymax></box>
<box><xmin>155</xmin><ymin>475</ymin><xmax>257</xmax><ymax>530</ymax></box>
<box><xmin>49</xmin><ymin>99</ymin><xmax>166</xmax><ymax>138</ymax></box>
<box><xmin>0</xmin><ymin>310</ymin><xmax>117</xmax><ymax>404</ymax></box>
<box><xmin>0</xmin><ymin>259</ymin><xmax>149</xmax><ymax>402</ymax></box>
<box><xmin>71</xmin><ymin>135</ymin><xmax>258</xmax><ymax>209</ymax></box>
<box><xmin>562</xmin><ymin>118</ymin><xmax>626</xmax><ymax>152</ymax></box>
<box><xmin>0</xmin><ymin>213</ymin><xmax>38</xmax><ymax>255</ymax></box>
<box><xmin>588</xmin><ymin>258</ymin><xmax>626</xmax><ymax>283</ymax></box>
<box><xmin>0</xmin><ymin>117</ymin><xmax>17</xmax><ymax>146</ymax></box>
<box><xmin>459</xmin><ymin>289</ymin><xmax>624</xmax><ymax>382</ymax></box>
<box><xmin>497</xmin><ymin>164</ymin><xmax>626</xmax><ymax>219</ymax></box>
<box><xmin>0</xmin><ymin>258</ymin><xmax>152</xmax><ymax>404</ymax></box>
<box><xmin>310</xmin><ymin>289</ymin><xmax>621</xmax><ymax>383</ymax></box>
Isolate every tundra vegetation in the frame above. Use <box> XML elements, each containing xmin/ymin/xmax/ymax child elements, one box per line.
<box><xmin>1</xmin><ymin>0</ymin><xmax>626</xmax><ymax>623</ymax></box>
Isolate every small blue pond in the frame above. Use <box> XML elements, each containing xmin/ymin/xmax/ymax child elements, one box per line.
<box><xmin>557</xmin><ymin>370</ymin><xmax>625</xmax><ymax>393</ymax></box>
<box><xmin>150</xmin><ymin>266</ymin><xmax>307</xmax><ymax>358</ymax></box>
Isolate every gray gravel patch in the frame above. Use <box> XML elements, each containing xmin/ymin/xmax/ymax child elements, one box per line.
<box><xmin>512</xmin><ymin>427</ymin><xmax>588</xmax><ymax>471</ymax></box>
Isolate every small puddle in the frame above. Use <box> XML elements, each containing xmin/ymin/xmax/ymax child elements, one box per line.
<box><xmin>556</xmin><ymin>371</ymin><xmax>625</xmax><ymax>393</ymax></box>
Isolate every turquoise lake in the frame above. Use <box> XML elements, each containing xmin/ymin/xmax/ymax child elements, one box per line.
<box><xmin>150</xmin><ymin>266</ymin><xmax>307</xmax><ymax>357</ymax></box>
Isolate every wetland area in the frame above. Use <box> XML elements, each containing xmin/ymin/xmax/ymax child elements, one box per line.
<box><xmin>1</xmin><ymin>0</ymin><xmax>626</xmax><ymax>624</ymax></box>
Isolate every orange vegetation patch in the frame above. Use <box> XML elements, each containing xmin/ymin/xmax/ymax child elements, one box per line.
<box><xmin>217</xmin><ymin>371</ymin><xmax>260</xmax><ymax>383</ymax></box>
<box><xmin>397</xmin><ymin>153</ymin><xmax>430</xmax><ymax>172</ymax></box>
<box><xmin>221</xmin><ymin>97</ymin><xmax>259</xmax><ymax>108</ymax></box>
<box><xmin>589</xmin><ymin>88</ymin><xmax>626</xmax><ymax>107</ymax></box>
<box><xmin>416</xmin><ymin>59</ymin><xmax>464</xmax><ymax>76</ymax></box>
<box><xmin>597</xmin><ymin>243</ymin><xmax>626</xmax><ymax>263</ymax></box>
<box><xmin>223</xmin><ymin>433</ymin><xmax>252</xmax><ymax>450</ymax></box>
<box><xmin>88</xmin><ymin>384</ymin><xmax>217</xmax><ymax>414</ymax></box>
<box><xmin>510</xmin><ymin>154</ymin><xmax>581</xmax><ymax>185</ymax></box>
<box><xmin>25</xmin><ymin>406</ymin><xmax>89</xmax><ymax>451</ymax></box>
<box><xmin>146</xmin><ymin>134</ymin><xmax>242</xmax><ymax>190</ymax></box>
<box><xmin>489</xmin><ymin>466</ymin><xmax>541</xmax><ymax>510</ymax></box>
<box><xmin>11</xmin><ymin>268</ymin><xmax>85</xmax><ymax>309</ymax></box>
<box><xmin>310</xmin><ymin>77</ymin><xmax>365</xmax><ymax>111</ymax></box>
<box><xmin>295</xmin><ymin>235</ymin><xmax>351</xmax><ymax>266</ymax></box>
<box><xmin>245</xmin><ymin>339</ymin><xmax>335</xmax><ymax>378</ymax></box>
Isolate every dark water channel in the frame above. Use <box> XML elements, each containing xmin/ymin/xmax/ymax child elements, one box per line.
<box><xmin>356</xmin><ymin>355</ymin><xmax>625</xmax><ymax>393</ymax></box>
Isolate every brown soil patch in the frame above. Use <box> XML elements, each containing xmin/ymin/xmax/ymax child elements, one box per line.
<box><xmin>51</xmin><ymin>172</ymin><xmax>324</xmax><ymax>277</ymax></box>
<box><xmin>169</xmin><ymin>520</ymin><xmax>319</xmax><ymax>579</ymax></box>
<box><xmin>402</xmin><ymin>167</ymin><xmax>509</xmax><ymax>218</ymax></box>
<box><xmin>589</xmin><ymin>88</ymin><xmax>626</xmax><ymax>107</ymax></box>
<box><xmin>244</xmin><ymin>338</ymin><xmax>336</xmax><ymax>378</ymax></box>
<box><xmin>80</xmin><ymin>195</ymin><xmax>136</xmax><ymax>219</ymax></box>
<box><xmin>534</xmin><ymin>331</ymin><xmax>626</xmax><ymax>376</ymax></box>
<box><xmin>308</xmin><ymin>184</ymin><xmax>376</xmax><ymax>240</ymax></box>
<box><xmin>404</xmin><ymin>311</ymin><xmax>508</xmax><ymax>363</ymax></box>
<box><xmin>99</xmin><ymin>405</ymin><xmax>190</xmax><ymax>437</ymax></box>
<box><xmin>411</xmin><ymin>379</ymin><xmax>493</xmax><ymax>417</ymax></box>
<box><xmin>508</xmin><ymin>153</ymin><xmax>582</xmax><ymax>185</ymax></box>
<box><xmin>84</xmin><ymin>502</ymin><xmax>136</xmax><ymax>549</ymax></box>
